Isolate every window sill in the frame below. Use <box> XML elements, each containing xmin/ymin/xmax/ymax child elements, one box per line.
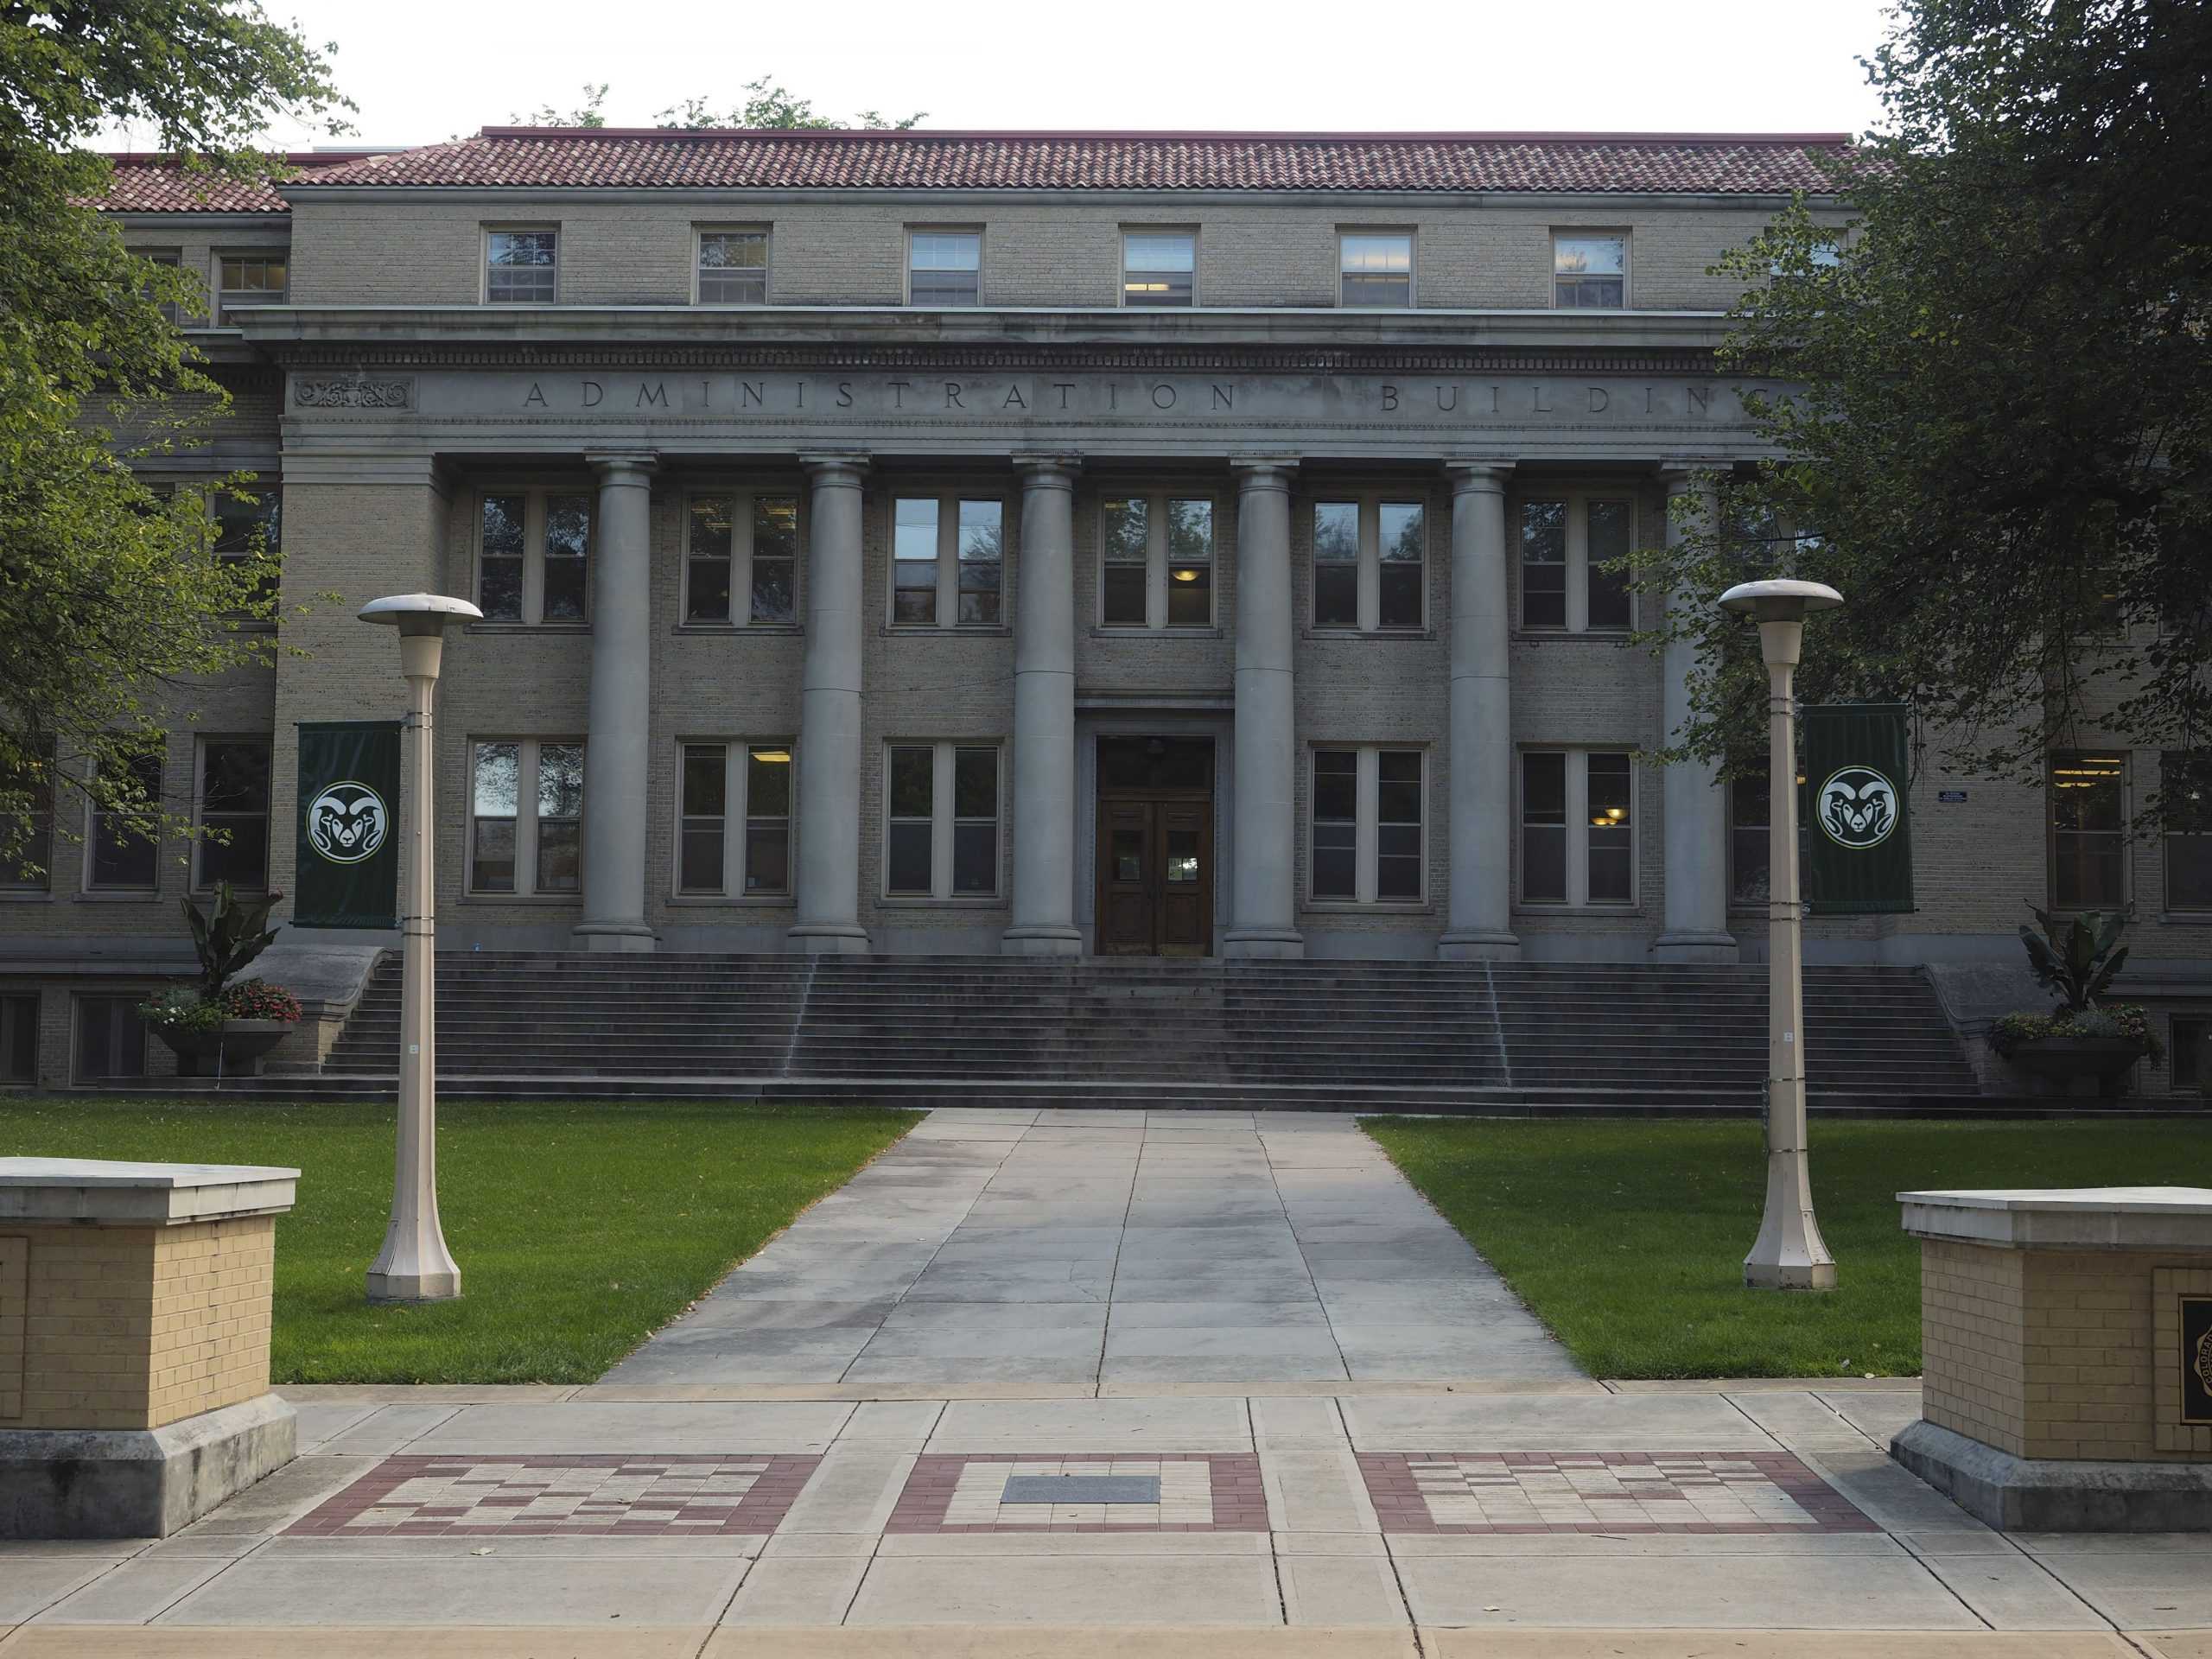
<box><xmin>465</xmin><ymin>621</ymin><xmax>591</xmax><ymax>636</ymax></box>
<box><xmin>1090</xmin><ymin>626</ymin><xmax>1224</xmax><ymax>640</ymax></box>
<box><xmin>880</xmin><ymin>625</ymin><xmax>1014</xmax><ymax>639</ymax></box>
<box><xmin>876</xmin><ymin>895</ymin><xmax>1004</xmax><ymax>908</ymax></box>
<box><xmin>73</xmin><ymin>891</ymin><xmax>162</xmax><ymax>903</ymax></box>
<box><xmin>1302</xmin><ymin>900</ymin><xmax>1436</xmax><ymax>915</ymax></box>
<box><xmin>459</xmin><ymin>893</ymin><xmax>582</xmax><ymax>906</ymax></box>
<box><xmin>1513</xmin><ymin>629</ymin><xmax>1634</xmax><ymax>644</ymax></box>
<box><xmin>1513</xmin><ymin>904</ymin><xmax>1645</xmax><ymax>917</ymax></box>
<box><xmin>673</xmin><ymin>622</ymin><xmax>803</xmax><ymax>637</ymax></box>
<box><xmin>1301</xmin><ymin>627</ymin><xmax>1437</xmax><ymax>643</ymax></box>
<box><xmin>0</xmin><ymin>890</ymin><xmax>54</xmax><ymax>902</ymax></box>
<box><xmin>190</xmin><ymin>886</ymin><xmax>269</xmax><ymax>899</ymax></box>
<box><xmin>2157</xmin><ymin>912</ymin><xmax>2212</xmax><ymax>925</ymax></box>
<box><xmin>668</xmin><ymin>893</ymin><xmax>795</xmax><ymax>907</ymax></box>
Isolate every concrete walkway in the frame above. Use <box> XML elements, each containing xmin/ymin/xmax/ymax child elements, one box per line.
<box><xmin>601</xmin><ymin>1108</ymin><xmax>1584</xmax><ymax>1394</ymax></box>
<box><xmin>3</xmin><ymin>1380</ymin><xmax>2206</xmax><ymax>1655</ymax></box>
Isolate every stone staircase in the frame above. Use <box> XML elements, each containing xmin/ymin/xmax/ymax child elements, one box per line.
<box><xmin>245</xmin><ymin>952</ymin><xmax>1997</xmax><ymax>1113</ymax></box>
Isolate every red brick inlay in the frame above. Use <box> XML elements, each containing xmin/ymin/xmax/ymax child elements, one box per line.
<box><xmin>886</xmin><ymin>1453</ymin><xmax>1269</xmax><ymax>1533</ymax></box>
<box><xmin>1356</xmin><ymin>1451</ymin><xmax>1878</xmax><ymax>1535</ymax></box>
<box><xmin>285</xmin><ymin>1454</ymin><xmax>823</xmax><ymax>1537</ymax></box>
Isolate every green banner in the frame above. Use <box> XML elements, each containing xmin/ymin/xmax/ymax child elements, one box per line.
<box><xmin>1799</xmin><ymin>703</ymin><xmax>1915</xmax><ymax>916</ymax></box>
<box><xmin>295</xmin><ymin>721</ymin><xmax>400</xmax><ymax>928</ymax></box>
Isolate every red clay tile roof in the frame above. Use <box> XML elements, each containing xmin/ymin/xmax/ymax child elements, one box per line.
<box><xmin>282</xmin><ymin>129</ymin><xmax>1853</xmax><ymax>196</ymax></box>
<box><xmin>96</xmin><ymin>152</ymin><xmax>384</xmax><ymax>213</ymax></box>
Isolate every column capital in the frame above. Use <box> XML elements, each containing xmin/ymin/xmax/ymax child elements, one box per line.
<box><xmin>800</xmin><ymin>453</ymin><xmax>871</xmax><ymax>486</ymax></box>
<box><xmin>1445</xmin><ymin>460</ymin><xmax>1516</xmax><ymax>495</ymax></box>
<box><xmin>1011</xmin><ymin>454</ymin><xmax>1082</xmax><ymax>486</ymax></box>
<box><xmin>1656</xmin><ymin>459</ymin><xmax>1732</xmax><ymax>493</ymax></box>
<box><xmin>585</xmin><ymin>452</ymin><xmax>658</xmax><ymax>483</ymax></box>
<box><xmin>1230</xmin><ymin>457</ymin><xmax>1300</xmax><ymax>492</ymax></box>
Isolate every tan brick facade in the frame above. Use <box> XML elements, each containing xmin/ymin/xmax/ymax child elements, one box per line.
<box><xmin>1920</xmin><ymin>1236</ymin><xmax>2201</xmax><ymax>1462</ymax></box>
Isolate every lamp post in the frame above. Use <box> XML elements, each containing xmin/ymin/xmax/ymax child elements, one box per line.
<box><xmin>1719</xmin><ymin>578</ymin><xmax>1843</xmax><ymax>1292</ymax></box>
<box><xmin>359</xmin><ymin>593</ymin><xmax>480</xmax><ymax>1303</ymax></box>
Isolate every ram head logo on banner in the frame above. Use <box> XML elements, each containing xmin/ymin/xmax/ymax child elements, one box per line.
<box><xmin>1816</xmin><ymin>766</ymin><xmax>1900</xmax><ymax>850</ymax></box>
<box><xmin>307</xmin><ymin>780</ymin><xmax>390</xmax><ymax>864</ymax></box>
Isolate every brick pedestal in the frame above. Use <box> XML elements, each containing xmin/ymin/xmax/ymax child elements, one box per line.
<box><xmin>0</xmin><ymin>1158</ymin><xmax>300</xmax><ymax>1538</ymax></box>
<box><xmin>1891</xmin><ymin>1185</ymin><xmax>2212</xmax><ymax>1531</ymax></box>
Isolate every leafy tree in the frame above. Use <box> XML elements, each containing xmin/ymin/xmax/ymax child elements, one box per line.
<box><xmin>654</xmin><ymin>76</ymin><xmax>924</xmax><ymax>131</ymax></box>
<box><xmin>512</xmin><ymin>82</ymin><xmax>608</xmax><ymax>128</ymax></box>
<box><xmin>0</xmin><ymin>2</ymin><xmax>347</xmax><ymax>880</ymax></box>
<box><xmin>1637</xmin><ymin>0</ymin><xmax>2212</xmax><ymax>826</ymax></box>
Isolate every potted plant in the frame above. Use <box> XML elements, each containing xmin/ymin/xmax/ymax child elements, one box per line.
<box><xmin>139</xmin><ymin>883</ymin><xmax>300</xmax><ymax>1077</ymax></box>
<box><xmin>1989</xmin><ymin>906</ymin><xmax>2164</xmax><ymax>1098</ymax></box>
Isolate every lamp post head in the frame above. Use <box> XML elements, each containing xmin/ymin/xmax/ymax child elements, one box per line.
<box><xmin>359</xmin><ymin>594</ymin><xmax>483</xmax><ymax>638</ymax></box>
<box><xmin>1718</xmin><ymin>578</ymin><xmax>1844</xmax><ymax>626</ymax></box>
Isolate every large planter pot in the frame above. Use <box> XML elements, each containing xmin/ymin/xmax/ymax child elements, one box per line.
<box><xmin>2004</xmin><ymin>1034</ymin><xmax>2148</xmax><ymax>1100</ymax></box>
<box><xmin>153</xmin><ymin>1019</ymin><xmax>296</xmax><ymax>1079</ymax></box>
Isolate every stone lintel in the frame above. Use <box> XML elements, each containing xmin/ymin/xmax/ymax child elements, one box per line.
<box><xmin>0</xmin><ymin>1159</ymin><xmax>300</xmax><ymax>1226</ymax></box>
<box><xmin>1899</xmin><ymin>1186</ymin><xmax>2212</xmax><ymax>1251</ymax></box>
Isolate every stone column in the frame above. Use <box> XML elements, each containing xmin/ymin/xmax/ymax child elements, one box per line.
<box><xmin>1004</xmin><ymin>457</ymin><xmax>1083</xmax><ymax>956</ymax></box>
<box><xmin>789</xmin><ymin>455</ymin><xmax>871</xmax><ymax>954</ymax></box>
<box><xmin>1655</xmin><ymin>465</ymin><xmax>1738</xmax><ymax>961</ymax></box>
<box><xmin>1224</xmin><ymin>460</ymin><xmax>1303</xmax><ymax>958</ymax></box>
<box><xmin>572</xmin><ymin>454</ymin><xmax>658</xmax><ymax>951</ymax></box>
<box><xmin>1440</xmin><ymin>461</ymin><xmax>1520</xmax><ymax>961</ymax></box>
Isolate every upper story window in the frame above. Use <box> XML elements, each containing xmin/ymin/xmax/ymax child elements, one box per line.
<box><xmin>194</xmin><ymin>737</ymin><xmax>270</xmax><ymax>893</ymax></box>
<box><xmin>686</xmin><ymin>493</ymin><xmax>798</xmax><ymax>625</ymax></box>
<box><xmin>1554</xmin><ymin>233</ymin><xmax>1627</xmax><ymax>308</ymax></box>
<box><xmin>1311</xmin><ymin>498</ymin><xmax>1426</xmax><ymax>632</ymax></box>
<box><xmin>1122</xmin><ymin>232</ymin><xmax>1195</xmax><ymax>308</ymax></box>
<box><xmin>1519</xmin><ymin>495</ymin><xmax>1634</xmax><ymax>632</ymax></box>
<box><xmin>697</xmin><ymin>229</ymin><xmax>768</xmax><ymax>303</ymax></box>
<box><xmin>469</xmin><ymin>738</ymin><xmax>583</xmax><ymax>895</ymax></box>
<box><xmin>678</xmin><ymin>741</ymin><xmax>791</xmax><ymax>898</ymax></box>
<box><xmin>2049</xmin><ymin>751</ymin><xmax>2126</xmax><ymax>910</ymax></box>
<box><xmin>893</xmin><ymin>495</ymin><xmax>1004</xmax><ymax>627</ymax></box>
<box><xmin>143</xmin><ymin>249</ymin><xmax>191</xmax><ymax>325</ymax></box>
<box><xmin>2162</xmin><ymin>750</ymin><xmax>2211</xmax><ymax>913</ymax></box>
<box><xmin>1310</xmin><ymin>746</ymin><xmax>1427</xmax><ymax>905</ymax></box>
<box><xmin>1099</xmin><ymin>494</ymin><xmax>1214</xmax><ymax>628</ymax></box>
<box><xmin>213</xmin><ymin>489</ymin><xmax>281</xmax><ymax>604</ymax></box>
<box><xmin>885</xmin><ymin>741</ymin><xmax>1001</xmax><ymax>899</ymax></box>
<box><xmin>0</xmin><ymin>754</ymin><xmax>52</xmax><ymax>893</ymax></box>
<box><xmin>215</xmin><ymin>254</ymin><xmax>285</xmax><ymax>321</ymax></box>
<box><xmin>476</xmin><ymin>489</ymin><xmax>593</xmax><ymax>625</ymax></box>
<box><xmin>87</xmin><ymin>748</ymin><xmax>162</xmax><ymax>893</ymax></box>
<box><xmin>1339</xmin><ymin>232</ymin><xmax>1412</xmax><ymax>307</ymax></box>
<box><xmin>486</xmin><ymin>229</ymin><xmax>557</xmax><ymax>303</ymax></box>
<box><xmin>908</xmin><ymin>230</ymin><xmax>981</xmax><ymax>306</ymax></box>
<box><xmin>1522</xmin><ymin>749</ymin><xmax>1635</xmax><ymax>907</ymax></box>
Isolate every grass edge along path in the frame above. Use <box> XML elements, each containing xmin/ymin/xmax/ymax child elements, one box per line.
<box><xmin>0</xmin><ymin>1096</ymin><xmax>920</xmax><ymax>1384</ymax></box>
<box><xmin>1361</xmin><ymin>1115</ymin><xmax>2212</xmax><ymax>1380</ymax></box>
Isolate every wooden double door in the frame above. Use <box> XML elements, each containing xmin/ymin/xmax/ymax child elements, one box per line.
<box><xmin>1095</xmin><ymin>738</ymin><xmax>1215</xmax><ymax>957</ymax></box>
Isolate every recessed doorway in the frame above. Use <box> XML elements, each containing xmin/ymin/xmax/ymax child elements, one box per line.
<box><xmin>1095</xmin><ymin>737</ymin><xmax>1215</xmax><ymax>957</ymax></box>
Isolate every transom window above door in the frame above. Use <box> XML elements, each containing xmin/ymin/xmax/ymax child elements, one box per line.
<box><xmin>685</xmin><ymin>492</ymin><xmax>799</xmax><ymax>625</ymax></box>
<box><xmin>476</xmin><ymin>489</ymin><xmax>593</xmax><ymax>625</ymax></box>
<box><xmin>1099</xmin><ymin>494</ymin><xmax>1214</xmax><ymax>628</ymax></box>
<box><xmin>1312</xmin><ymin>498</ymin><xmax>1426</xmax><ymax>631</ymax></box>
<box><xmin>893</xmin><ymin>495</ymin><xmax>1005</xmax><ymax>627</ymax></box>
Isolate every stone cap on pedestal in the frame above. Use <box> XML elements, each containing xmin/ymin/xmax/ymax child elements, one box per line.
<box><xmin>0</xmin><ymin>1158</ymin><xmax>300</xmax><ymax>1226</ymax></box>
<box><xmin>1898</xmin><ymin>1185</ymin><xmax>2212</xmax><ymax>1251</ymax></box>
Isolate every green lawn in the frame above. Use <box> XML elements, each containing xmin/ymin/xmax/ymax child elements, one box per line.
<box><xmin>1363</xmin><ymin>1116</ymin><xmax>2212</xmax><ymax>1380</ymax></box>
<box><xmin>1</xmin><ymin>1097</ymin><xmax>918</xmax><ymax>1383</ymax></box>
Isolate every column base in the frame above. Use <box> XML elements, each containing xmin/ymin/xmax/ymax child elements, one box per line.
<box><xmin>1001</xmin><ymin>925</ymin><xmax>1083</xmax><ymax>957</ymax></box>
<box><xmin>570</xmin><ymin>921</ymin><xmax>658</xmax><ymax>954</ymax></box>
<box><xmin>366</xmin><ymin>1264</ymin><xmax>462</xmax><ymax>1303</ymax></box>
<box><xmin>1439</xmin><ymin>931</ymin><xmax>1522</xmax><ymax>962</ymax></box>
<box><xmin>1652</xmin><ymin>931</ymin><xmax>1740</xmax><ymax>963</ymax></box>
<box><xmin>0</xmin><ymin>1393</ymin><xmax>296</xmax><ymax>1539</ymax></box>
<box><xmin>1742</xmin><ymin>1255</ymin><xmax>1838</xmax><ymax>1291</ymax></box>
<box><xmin>1892</xmin><ymin>1419</ymin><xmax>2212</xmax><ymax>1532</ymax></box>
<box><xmin>1221</xmin><ymin>928</ymin><xmax>1305</xmax><ymax>961</ymax></box>
<box><xmin>788</xmin><ymin>925</ymin><xmax>870</xmax><ymax>956</ymax></box>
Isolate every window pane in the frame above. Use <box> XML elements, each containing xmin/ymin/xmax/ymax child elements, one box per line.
<box><xmin>1523</xmin><ymin>752</ymin><xmax>1567</xmax><ymax>824</ymax></box>
<box><xmin>542</xmin><ymin>494</ymin><xmax>589</xmax><ymax>620</ymax></box>
<box><xmin>1313</xmin><ymin>749</ymin><xmax>1357</xmax><ymax>823</ymax></box>
<box><xmin>957</xmin><ymin>500</ymin><xmax>1002</xmax><ymax>625</ymax></box>
<box><xmin>751</xmin><ymin>556</ymin><xmax>795</xmax><ymax>626</ymax></box>
<box><xmin>1586</xmin><ymin>753</ymin><xmax>1631</xmax><ymax>829</ymax></box>
<box><xmin>753</xmin><ymin>497</ymin><xmax>798</xmax><ymax>624</ymax></box>
<box><xmin>1313</xmin><ymin>823</ymin><xmax>1357</xmax><ymax>899</ymax></box>
<box><xmin>201</xmin><ymin>741</ymin><xmax>269</xmax><ymax>814</ymax></box>
<box><xmin>1341</xmin><ymin>233</ymin><xmax>1411</xmax><ymax>305</ymax></box>
<box><xmin>1124</xmin><ymin>232</ymin><xmax>1195</xmax><ymax>306</ymax></box>
<box><xmin>2</xmin><ymin>995</ymin><xmax>34</xmax><ymax>1083</ymax></box>
<box><xmin>480</xmin><ymin>494</ymin><xmax>525</xmax><ymax>620</ymax></box>
<box><xmin>1376</xmin><ymin>825</ymin><xmax>1422</xmax><ymax>899</ymax></box>
<box><xmin>889</xmin><ymin>747</ymin><xmax>933</xmax><ymax>819</ymax></box>
<box><xmin>1313</xmin><ymin>503</ymin><xmax>1358</xmax><ymax>563</ymax></box>
<box><xmin>471</xmin><ymin>817</ymin><xmax>515</xmax><ymax>892</ymax></box>
<box><xmin>2051</xmin><ymin>752</ymin><xmax>2126</xmax><ymax>908</ymax></box>
<box><xmin>1166</xmin><ymin>830</ymin><xmax>1199</xmax><ymax>884</ymax></box>
<box><xmin>1732</xmin><ymin>772</ymin><xmax>1771</xmax><ymax>905</ymax></box>
<box><xmin>698</xmin><ymin>231</ymin><xmax>767</xmax><ymax>303</ymax></box>
<box><xmin>954</xmin><ymin>747</ymin><xmax>997</xmax><ymax>818</ymax></box>
<box><xmin>486</xmin><ymin>231</ymin><xmax>556</xmax><ymax>303</ymax></box>
<box><xmin>2169</xmin><ymin>751</ymin><xmax>2212</xmax><ymax>910</ymax></box>
<box><xmin>1379</xmin><ymin>503</ymin><xmax>1423</xmax><ymax>563</ymax></box>
<box><xmin>1377</xmin><ymin>503</ymin><xmax>1424</xmax><ymax>628</ymax></box>
<box><xmin>1166</xmin><ymin>560</ymin><xmax>1211</xmax><ymax>626</ymax></box>
<box><xmin>682</xmin><ymin>744</ymin><xmax>727</xmax><ymax>817</ymax></box>
<box><xmin>738</xmin><ymin>745</ymin><xmax>787</xmax><ymax>818</ymax></box>
<box><xmin>1103</xmin><ymin>565</ymin><xmax>1147</xmax><ymax>626</ymax></box>
<box><xmin>1377</xmin><ymin>751</ymin><xmax>1422</xmax><ymax>900</ymax></box>
<box><xmin>1554</xmin><ymin>235</ymin><xmax>1626</xmax><ymax>277</ymax></box>
<box><xmin>1103</xmin><ymin>498</ymin><xmax>1148</xmax><ymax>563</ymax></box>
<box><xmin>1587</xmin><ymin>753</ymin><xmax>1634</xmax><ymax>904</ymax></box>
<box><xmin>894</xmin><ymin>498</ymin><xmax>938</xmax><ymax>624</ymax></box>
<box><xmin>1166</xmin><ymin>499</ymin><xmax>1212</xmax><ymax>563</ymax></box>
<box><xmin>687</xmin><ymin>496</ymin><xmax>734</xmax><ymax>622</ymax></box>
<box><xmin>2176</xmin><ymin>1018</ymin><xmax>2209</xmax><ymax>1091</ymax></box>
<box><xmin>1521</xmin><ymin>500</ymin><xmax>1567</xmax><ymax>628</ymax></box>
<box><xmin>887</xmin><ymin>822</ymin><xmax>931</xmax><ymax>894</ymax></box>
<box><xmin>1313</xmin><ymin>503</ymin><xmax>1359</xmax><ymax>628</ymax></box>
<box><xmin>952</xmin><ymin>823</ymin><xmax>996</xmax><ymax>893</ymax></box>
<box><xmin>1586</xmin><ymin>499</ymin><xmax>1633</xmax><ymax>629</ymax></box>
<box><xmin>90</xmin><ymin>751</ymin><xmax>161</xmax><ymax>889</ymax></box>
<box><xmin>1587</xmin><ymin>838</ymin><xmax>1632</xmax><ymax>903</ymax></box>
<box><xmin>680</xmin><ymin>824</ymin><xmax>725</xmax><ymax>893</ymax></box>
<box><xmin>200</xmin><ymin>739</ymin><xmax>270</xmax><ymax>890</ymax></box>
<box><xmin>1377</xmin><ymin>750</ymin><xmax>1421</xmax><ymax>825</ymax></box>
<box><xmin>537</xmin><ymin>743</ymin><xmax>585</xmax><ymax>820</ymax></box>
<box><xmin>909</xmin><ymin>232</ymin><xmax>981</xmax><ymax>305</ymax></box>
<box><xmin>536</xmin><ymin>819</ymin><xmax>580</xmax><ymax>891</ymax></box>
<box><xmin>474</xmin><ymin>743</ymin><xmax>519</xmax><ymax>816</ymax></box>
<box><xmin>744</xmin><ymin>821</ymin><xmax>789</xmax><ymax>893</ymax></box>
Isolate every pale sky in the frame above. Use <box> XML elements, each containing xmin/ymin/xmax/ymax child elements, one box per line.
<box><xmin>105</xmin><ymin>0</ymin><xmax>1897</xmax><ymax>151</ymax></box>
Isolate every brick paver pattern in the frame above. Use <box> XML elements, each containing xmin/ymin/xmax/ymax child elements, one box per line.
<box><xmin>1357</xmin><ymin>1451</ymin><xmax>1880</xmax><ymax>1535</ymax></box>
<box><xmin>286</xmin><ymin>1454</ymin><xmax>823</xmax><ymax>1537</ymax></box>
<box><xmin>887</xmin><ymin>1453</ymin><xmax>1270</xmax><ymax>1532</ymax></box>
